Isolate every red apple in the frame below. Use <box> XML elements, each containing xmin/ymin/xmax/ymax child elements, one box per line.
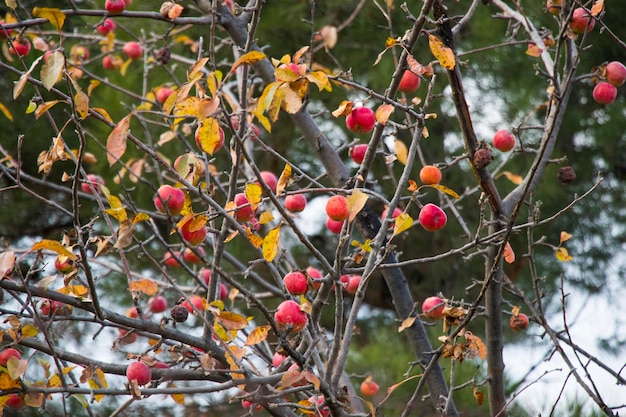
<box><xmin>326</xmin><ymin>218</ymin><xmax>345</xmax><ymax>235</ymax></box>
<box><xmin>421</xmin><ymin>296</ymin><xmax>444</xmax><ymax>320</ymax></box>
<box><xmin>325</xmin><ymin>195</ymin><xmax>349</xmax><ymax>221</ymax></box>
<box><xmin>593</xmin><ymin>81</ymin><xmax>617</xmax><ymax>105</ymax></box>
<box><xmin>510</xmin><ymin>313</ymin><xmax>529</xmax><ymax>331</ymax></box>
<box><xmin>70</xmin><ymin>44</ymin><xmax>90</xmax><ymax>62</ymax></box>
<box><xmin>605</xmin><ymin>61</ymin><xmax>626</xmax><ymax>87</ymax></box>
<box><xmin>258</xmin><ymin>171</ymin><xmax>278</xmax><ymax>193</ymax></box>
<box><xmin>272</xmin><ymin>352</ymin><xmax>287</xmax><ymax>368</ymax></box>
<box><xmin>349</xmin><ymin>144</ymin><xmax>368</xmax><ymax>164</ymax></box>
<box><xmin>418</xmin><ymin>203</ymin><xmax>447</xmax><ymax>232</ymax></box>
<box><xmin>183</xmin><ymin>247</ymin><xmax>205</xmax><ymax>264</ymax></box>
<box><xmin>153</xmin><ymin>185</ymin><xmax>185</xmax><ymax>215</ymax></box>
<box><xmin>119</xmin><ymin>328</ymin><xmax>138</xmax><ymax>344</ymax></box>
<box><xmin>285</xmin><ymin>194</ymin><xmax>307</xmax><ymax>213</ymax></box>
<box><xmin>199</xmin><ymin>268</ymin><xmax>228</xmax><ymax>300</ymax></box>
<box><xmin>492</xmin><ymin>129</ymin><xmax>516</xmax><ymax>152</ymax></box>
<box><xmin>40</xmin><ymin>299</ymin><xmax>67</xmax><ymax>316</ymax></box>
<box><xmin>346</xmin><ymin>106</ymin><xmax>376</xmax><ymax>134</ymax></box>
<box><xmin>105</xmin><ymin>0</ymin><xmax>126</xmax><ymax>14</ymax></box>
<box><xmin>97</xmin><ymin>18</ymin><xmax>116</xmax><ymax>35</ymax></box>
<box><xmin>5</xmin><ymin>394</ymin><xmax>24</xmax><ymax>409</ymax></box>
<box><xmin>183</xmin><ymin>295</ymin><xmax>205</xmax><ymax>313</ymax></box>
<box><xmin>126</xmin><ymin>361</ymin><xmax>151</xmax><ymax>385</ymax></box>
<box><xmin>307</xmin><ymin>395</ymin><xmax>330</xmax><ymax>417</ymax></box>
<box><xmin>163</xmin><ymin>251</ymin><xmax>182</xmax><ymax>268</ymax></box>
<box><xmin>274</xmin><ymin>300</ymin><xmax>307</xmax><ymax>333</ymax></box>
<box><xmin>179</xmin><ymin>220</ymin><xmax>207</xmax><ymax>246</ymax></box>
<box><xmin>54</xmin><ymin>256</ymin><xmax>76</xmax><ymax>273</ymax></box>
<box><xmin>156</xmin><ymin>86</ymin><xmax>174</xmax><ymax>104</ymax></box>
<box><xmin>360</xmin><ymin>378</ymin><xmax>380</xmax><ymax>397</ymax></box>
<box><xmin>234</xmin><ymin>193</ymin><xmax>255</xmax><ymax>222</ymax></box>
<box><xmin>398</xmin><ymin>70</ymin><xmax>420</xmax><ymax>93</ymax></box>
<box><xmin>570</xmin><ymin>7</ymin><xmax>594</xmax><ymax>34</ymax></box>
<box><xmin>283</xmin><ymin>271</ymin><xmax>308</xmax><ymax>295</ymax></box>
<box><xmin>9</xmin><ymin>37</ymin><xmax>31</xmax><ymax>57</ymax></box>
<box><xmin>81</xmin><ymin>174</ymin><xmax>105</xmax><ymax>194</ymax></box>
<box><xmin>307</xmin><ymin>266</ymin><xmax>323</xmax><ymax>289</ymax></box>
<box><xmin>148</xmin><ymin>295</ymin><xmax>168</xmax><ymax>313</ymax></box>
<box><xmin>345</xmin><ymin>275</ymin><xmax>361</xmax><ymax>294</ymax></box>
<box><xmin>381</xmin><ymin>206</ymin><xmax>402</xmax><ymax>221</ymax></box>
<box><xmin>0</xmin><ymin>348</ymin><xmax>21</xmax><ymax>366</ymax></box>
<box><xmin>0</xmin><ymin>21</ymin><xmax>14</xmax><ymax>39</ymax></box>
<box><xmin>126</xmin><ymin>306</ymin><xmax>138</xmax><ymax>318</ymax></box>
<box><xmin>122</xmin><ymin>41</ymin><xmax>143</xmax><ymax>60</ymax></box>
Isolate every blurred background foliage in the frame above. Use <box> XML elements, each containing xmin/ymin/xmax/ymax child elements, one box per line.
<box><xmin>1</xmin><ymin>0</ymin><xmax>625</xmax><ymax>415</ymax></box>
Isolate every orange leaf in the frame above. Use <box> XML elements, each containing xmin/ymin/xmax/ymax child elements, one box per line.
<box><xmin>244</xmin><ymin>325</ymin><xmax>270</xmax><ymax>346</ymax></box>
<box><xmin>398</xmin><ymin>315</ymin><xmax>416</xmax><ymax>332</ymax></box>
<box><xmin>590</xmin><ymin>0</ymin><xmax>604</xmax><ymax>16</ymax></box>
<box><xmin>129</xmin><ymin>278</ymin><xmax>159</xmax><ymax>295</ymax></box>
<box><xmin>427</xmin><ymin>33</ymin><xmax>455</xmax><ymax>70</ymax></box>
<box><xmin>525</xmin><ymin>43</ymin><xmax>543</xmax><ymax>58</ymax></box>
<box><xmin>107</xmin><ymin>114</ymin><xmax>132</xmax><ymax>166</ymax></box>
<box><xmin>464</xmin><ymin>331</ymin><xmax>486</xmax><ymax>360</ymax></box>
<box><xmin>331</xmin><ymin>100</ymin><xmax>353</xmax><ymax>118</ymax></box>
<box><xmin>559</xmin><ymin>231</ymin><xmax>572</xmax><ymax>244</ymax></box>
<box><xmin>167</xmin><ymin>4</ymin><xmax>184</xmax><ymax>19</ymax></box>
<box><xmin>375</xmin><ymin>104</ymin><xmax>394</xmax><ymax>125</ymax></box>
<box><xmin>503</xmin><ymin>242</ymin><xmax>515</xmax><ymax>263</ymax></box>
<box><xmin>501</xmin><ymin>171</ymin><xmax>523</xmax><ymax>185</ymax></box>
<box><xmin>169</xmin><ymin>383</ymin><xmax>185</xmax><ymax>405</ymax></box>
<box><xmin>346</xmin><ymin>190</ymin><xmax>369</xmax><ymax>222</ymax></box>
<box><xmin>473</xmin><ymin>387</ymin><xmax>485</xmax><ymax>405</ymax></box>
<box><xmin>407</xmin><ymin>180</ymin><xmax>418</xmax><ymax>191</ymax></box>
<box><xmin>188</xmin><ymin>58</ymin><xmax>209</xmax><ymax>81</ymax></box>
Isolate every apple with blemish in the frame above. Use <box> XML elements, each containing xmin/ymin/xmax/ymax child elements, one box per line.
<box><xmin>510</xmin><ymin>313</ymin><xmax>529</xmax><ymax>331</ymax></box>
<box><xmin>418</xmin><ymin>203</ymin><xmax>447</xmax><ymax>232</ymax></box>
<box><xmin>285</xmin><ymin>194</ymin><xmax>307</xmax><ymax>213</ymax></box>
<box><xmin>274</xmin><ymin>300</ymin><xmax>307</xmax><ymax>333</ymax></box>
<box><xmin>153</xmin><ymin>184</ymin><xmax>185</xmax><ymax>215</ymax></box>
<box><xmin>126</xmin><ymin>361</ymin><xmax>151</xmax><ymax>386</ymax></box>
<box><xmin>54</xmin><ymin>256</ymin><xmax>76</xmax><ymax>273</ymax></box>
<box><xmin>179</xmin><ymin>220</ymin><xmax>207</xmax><ymax>246</ymax></box>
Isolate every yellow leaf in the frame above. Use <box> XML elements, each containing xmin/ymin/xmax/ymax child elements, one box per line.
<box><xmin>426</xmin><ymin>184</ymin><xmax>460</xmax><ymax>199</ymax></box>
<box><xmin>107</xmin><ymin>114</ymin><xmax>132</xmax><ymax>166</ymax></box>
<box><xmin>393</xmin><ymin>213</ymin><xmax>413</xmax><ymax>236</ymax></box>
<box><xmin>276</xmin><ymin>164</ymin><xmax>292</xmax><ymax>196</ymax></box>
<box><xmin>555</xmin><ymin>247</ymin><xmax>572</xmax><ymax>262</ymax></box>
<box><xmin>0</xmin><ymin>372</ymin><xmax>21</xmax><ymax>390</ymax></box>
<box><xmin>5</xmin><ymin>0</ymin><xmax>17</xmax><ymax>9</ymax></box>
<box><xmin>132</xmin><ymin>213</ymin><xmax>150</xmax><ymax>224</ymax></box>
<box><xmin>280</xmin><ymin>84</ymin><xmax>304</xmax><ymax>114</ymax></box>
<box><xmin>305</xmin><ymin>71</ymin><xmax>332</xmax><ymax>92</ymax></box>
<box><xmin>375</xmin><ymin>104</ymin><xmax>394</xmax><ymax>125</ymax></box>
<box><xmin>501</xmin><ymin>171</ymin><xmax>523</xmax><ymax>185</ymax></box>
<box><xmin>105</xmin><ymin>194</ymin><xmax>127</xmax><ymax>222</ymax></box>
<box><xmin>195</xmin><ymin>117</ymin><xmax>222</xmax><ymax>155</ymax></box>
<box><xmin>245</xmin><ymin>183</ymin><xmax>262</xmax><ymax>211</ymax></box>
<box><xmin>331</xmin><ymin>100</ymin><xmax>353</xmax><ymax>118</ymax></box>
<box><xmin>206</xmin><ymin>70</ymin><xmax>222</xmax><ymax>96</ymax></box>
<box><xmin>427</xmin><ymin>33</ymin><xmax>456</xmax><ymax>70</ymax></box>
<box><xmin>20</xmin><ymin>324</ymin><xmax>38</xmax><ymax>338</ymax></box>
<box><xmin>169</xmin><ymin>383</ymin><xmax>185</xmax><ymax>405</ymax></box>
<box><xmin>25</xmin><ymin>101</ymin><xmax>36</xmax><ymax>114</ymax></box>
<box><xmin>173</xmin><ymin>96</ymin><xmax>200</xmax><ymax>123</ymax></box>
<box><xmin>590</xmin><ymin>0</ymin><xmax>604</xmax><ymax>16</ymax></box>
<box><xmin>503</xmin><ymin>242</ymin><xmax>515</xmax><ymax>264</ymax></box>
<box><xmin>351</xmin><ymin>239</ymin><xmax>372</xmax><ymax>252</ymax></box>
<box><xmin>231</xmin><ymin>51</ymin><xmax>267</xmax><ymax>72</ymax></box>
<box><xmin>263</xmin><ymin>226</ymin><xmax>281</xmax><ymax>262</ymax></box>
<box><xmin>394</xmin><ymin>139</ymin><xmax>408</xmax><ymax>165</ymax></box>
<box><xmin>74</xmin><ymin>90</ymin><xmax>89</xmax><ymax>120</ymax></box>
<box><xmin>215</xmin><ymin>311</ymin><xmax>249</xmax><ymax>331</ymax></box>
<box><xmin>188</xmin><ymin>57</ymin><xmax>209</xmax><ymax>80</ymax></box>
<box><xmin>0</xmin><ymin>101</ymin><xmax>12</xmax><ymax>121</ymax></box>
<box><xmin>198</xmin><ymin>97</ymin><xmax>220</xmax><ymax>122</ymax></box>
<box><xmin>346</xmin><ymin>190</ymin><xmax>368</xmax><ymax>222</ymax></box>
<box><xmin>32</xmin><ymin>7</ymin><xmax>66</xmax><ymax>31</ymax></box>
<box><xmin>258</xmin><ymin>211</ymin><xmax>274</xmax><ymax>225</ymax></box>
<box><xmin>32</xmin><ymin>240</ymin><xmax>76</xmax><ymax>260</ymax></box>
<box><xmin>244</xmin><ymin>325</ymin><xmax>270</xmax><ymax>346</ymax></box>
<box><xmin>40</xmin><ymin>50</ymin><xmax>64</xmax><ymax>90</ymax></box>
<box><xmin>92</xmin><ymin>107</ymin><xmax>113</xmax><ymax>123</ymax></box>
<box><xmin>119</xmin><ymin>58</ymin><xmax>133</xmax><ymax>77</ymax></box>
<box><xmin>129</xmin><ymin>278</ymin><xmax>159</xmax><ymax>296</ymax></box>
<box><xmin>398</xmin><ymin>315</ymin><xmax>416</xmax><ymax>332</ymax></box>
<box><xmin>559</xmin><ymin>231</ymin><xmax>572</xmax><ymax>244</ymax></box>
<box><xmin>35</xmin><ymin>100</ymin><xmax>62</xmax><ymax>120</ymax></box>
<box><xmin>87</xmin><ymin>80</ymin><xmax>100</xmax><ymax>97</ymax></box>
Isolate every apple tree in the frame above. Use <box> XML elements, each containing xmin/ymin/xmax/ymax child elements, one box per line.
<box><xmin>0</xmin><ymin>0</ymin><xmax>625</xmax><ymax>416</ymax></box>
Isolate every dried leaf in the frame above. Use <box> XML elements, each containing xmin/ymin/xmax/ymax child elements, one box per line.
<box><xmin>32</xmin><ymin>7</ymin><xmax>66</xmax><ymax>31</ymax></box>
<box><xmin>263</xmin><ymin>227</ymin><xmax>281</xmax><ymax>262</ymax></box>
<box><xmin>394</xmin><ymin>139</ymin><xmax>408</xmax><ymax>165</ymax></box>
<box><xmin>107</xmin><ymin>114</ymin><xmax>132</xmax><ymax>166</ymax></box>
<box><xmin>473</xmin><ymin>387</ymin><xmax>485</xmax><ymax>405</ymax></box>
<box><xmin>464</xmin><ymin>331</ymin><xmax>487</xmax><ymax>360</ymax></box>
<box><xmin>331</xmin><ymin>100</ymin><xmax>353</xmax><ymax>118</ymax></box>
<box><xmin>40</xmin><ymin>50</ymin><xmax>64</xmax><ymax>90</ymax></box>
<box><xmin>346</xmin><ymin>190</ymin><xmax>368</xmax><ymax>222</ymax></box>
<box><xmin>114</xmin><ymin>219</ymin><xmax>135</xmax><ymax>249</ymax></box>
<box><xmin>129</xmin><ymin>278</ymin><xmax>159</xmax><ymax>296</ymax></box>
<box><xmin>280</xmin><ymin>84</ymin><xmax>304</xmax><ymax>114</ymax></box>
<box><xmin>74</xmin><ymin>89</ymin><xmax>89</xmax><ymax>120</ymax></box>
<box><xmin>188</xmin><ymin>58</ymin><xmax>209</xmax><ymax>80</ymax></box>
<box><xmin>319</xmin><ymin>25</ymin><xmax>338</xmax><ymax>49</ymax></box>
<box><xmin>231</xmin><ymin>51</ymin><xmax>267</xmax><ymax>72</ymax></box>
<box><xmin>244</xmin><ymin>325</ymin><xmax>270</xmax><ymax>346</ymax></box>
<box><xmin>503</xmin><ymin>242</ymin><xmax>515</xmax><ymax>264</ymax></box>
<box><xmin>216</xmin><ymin>311</ymin><xmax>249</xmax><ymax>331</ymax></box>
<box><xmin>559</xmin><ymin>231</ymin><xmax>572</xmax><ymax>244</ymax></box>
<box><xmin>427</xmin><ymin>33</ymin><xmax>455</xmax><ymax>70</ymax></box>
<box><xmin>398</xmin><ymin>315</ymin><xmax>416</xmax><ymax>332</ymax></box>
<box><xmin>393</xmin><ymin>213</ymin><xmax>413</xmax><ymax>236</ymax></box>
<box><xmin>35</xmin><ymin>100</ymin><xmax>62</xmax><ymax>119</ymax></box>
<box><xmin>0</xmin><ymin>250</ymin><xmax>15</xmax><ymax>279</ymax></box>
<box><xmin>197</xmin><ymin>97</ymin><xmax>220</xmax><ymax>121</ymax></box>
<box><xmin>375</xmin><ymin>103</ymin><xmax>394</xmax><ymax>125</ymax></box>
<box><xmin>590</xmin><ymin>0</ymin><xmax>604</xmax><ymax>16</ymax></box>
<box><xmin>555</xmin><ymin>247</ymin><xmax>572</xmax><ymax>262</ymax></box>
<box><xmin>276</xmin><ymin>163</ymin><xmax>292</xmax><ymax>196</ymax></box>
<box><xmin>407</xmin><ymin>180</ymin><xmax>418</xmax><ymax>191</ymax></box>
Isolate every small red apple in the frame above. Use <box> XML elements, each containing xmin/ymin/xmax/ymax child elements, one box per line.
<box><xmin>234</xmin><ymin>193</ymin><xmax>255</xmax><ymax>222</ymax></box>
<box><xmin>70</xmin><ymin>44</ymin><xmax>90</xmax><ymax>62</ymax></box>
<box><xmin>105</xmin><ymin>0</ymin><xmax>126</xmax><ymax>14</ymax></box>
<box><xmin>272</xmin><ymin>352</ymin><xmax>287</xmax><ymax>368</ymax></box>
<box><xmin>199</xmin><ymin>268</ymin><xmax>228</xmax><ymax>300</ymax></box>
<box><xmin>148</xmin><ymin>295</ymin><xmax>168</xmax><ymax>313</ymax></box>
<box><xmin>258</xmin><ymin>171</ymin><xmax>278</xmax><ymax>193</ymax></box>
<box><xmin>183</xmin><ymin>295</ymin><xmax>205</xmax><ymax>313</ymax></box>
<box><xmin>9</xmin><ymin>37</ymin><xmax>31</xmax><ymax>57</ymax></box>
<box><xmin>283</xmin><ymin>271</ymin><xmax>308</xmax><ymax>295</ymax></box>
<box><xmin>231</xmin><ymin>115</ymin><xmax>260</xmax><ymax>141</ymax></box>
<box><xmin>605</xmin><ymin>61</ymin><xmax>626</xmax><ymax>87</ymax></box>
<box><xmin>274</xmin><ymin>300</ymin><xmax>307</xmax><ymax>333</ymax></box>
<box><xmin>326</xmin><ymin>218</ymin><xmax>345</xmax><ymax>235</ymax></box>
<box><xmin>125</xmin><ymin>306</ymin><xmax>138</xmax><ymax>318</ymax></box>
<box><xmin>126</xmin><ymin>361</ymin><xmax>151</xmax><ymax>385</ymax></box>
<box><xmin>40</xmin><ymin>299</ymin><xmax>68</xmax><ymax>316</ymax></box>
<box><xmin>569</xmin><ymin>7</ymin><xmax>594</xmax><ymax>34</ymax></box>
<box><xmin>510</xmin><ymin>313</ymin><xmax>529</xmax><ymax>331</ymax></box>
<box><xmin>492</xmin><ymin>129</ymin><xmax>516</xmax><ymax>152</ymax></box>
<box><xmin>593</xmin><ymin>81</ymin><xmax>617</xmax><ymax>105</ymax></box>
<box><xmin>307</xmin><ymin>395</ymin><xmax>330</xmax><ymax>417</ymax></box>
<box><xmin>5</xmin><ymin>393</ymin><xmax>24</xmax><ymax>409</ymax></box>
<box><xmin>122</xmin><ymin>41</ymin><xmax>143</xmax><ymax>60</ymax></box>
<box><xmin>163</xmin><ymin>251</ymin><xmax>182</xmax><ymax>268</ymax></box>
<box><xmin>54</xmin><ymin>256</ymin><xmax>76</xmax><ymax>273</ymax></box>
<box><xmin>183</xmin><ymin>247</ymin><xmax>205</xmax><ymax>264</ymax></box>
<box><xmin>153</xmin><ymin>185</ymin><xmax>185</xmax><ymax>215</ymax></box>
<box><xmin>97</xmin><ymin>18</ymin><xmax>116</xmax><ymax>35</ymax></box>
<box><xmin>156</xmin><ymin>86</ymin><xmax>174</xmax><ymax>104</ymax></box>
<box><xmin>349</xmin><ymin>144</ymin><xmax>368</xmax><ymax>164</ymax></box>
<box><xmin>307</xmin><ymin>266</ymin><xmax>323</xmax><ymax>289</ymax></box>
<box><xmin>346</xmin><ymin>106</ymin><xmax>376</xmax><ymax>134</ymax></box>
<box><xmin>81</xmin><ymin>174</ymin><xmax>105</xmax><ymax>194</ymax></box>
<box><xmin>179</xmin><ymin>219</ymin><xmax>207</xmax><ymax>246</ymax></box>
<box><xmin>360</xmin><ymin>377</ymin><xmax>380</xmax><ymax>397</ymax></box>
<box><xmin>345</xmin><ymin>275</ymin><xmax>361</xmax><ymax>294</ymax></box>
<box><xmin>285</xmin><ymin>194</ymin><xmax>307</xmax><ymax>213</ymax></box>
<box><xmin>381</xmin><ymin>206</ymin><xmax>402</xmax><ymax>221</ymax></box>
<box><xmin>0</xmin><ymin>348</ymin><xmax>21</xmax><ymax>366</ymax></box>
<box><xmin>418</xmin><ymin>203</ymin><xmax>447</xmax><ymax>232</ymax></box>
<box><xmin>325</xmin><ymin>195</ymin><xmax>349</xmax><ymax>221</ymax></box>
<box><xmin>421</xmin><ymin>296</ymin><xmax>445</xmax><ymax>320</ymax></box>
<box><xmin>398</xmin><ymin>70</ymin><xmax>420</xmax><ymax>93</ymax></box>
